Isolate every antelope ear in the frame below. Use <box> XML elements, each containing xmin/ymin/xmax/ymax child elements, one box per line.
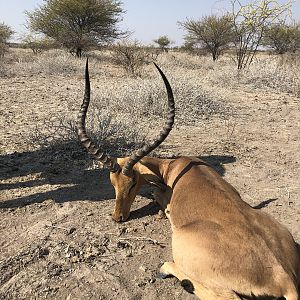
<box><xmin>137</xmin><ymin>170</ymin><xmax>164</xmax><ymax>186</ymax></box>
<box><xmin>144</xmin><ymin>176</ymin><xmax>167</xmax><ymax>191</ymax></box>
<box><xmin>135</xmin><ymin>159</ymin><xmax>166</xmax><ymax>188</ymax></box>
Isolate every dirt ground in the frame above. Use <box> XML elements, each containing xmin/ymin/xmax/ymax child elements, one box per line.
<box><xmin>0</xmin><ymin>53</ymin><xmax>299</xmax><ymax>300</ymax></box>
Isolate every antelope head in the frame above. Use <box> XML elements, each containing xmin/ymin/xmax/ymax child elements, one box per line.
<box><xmin>77</xmin><ymin>60</ymin><xmax>175</xmax><ymax>222</ymax></box>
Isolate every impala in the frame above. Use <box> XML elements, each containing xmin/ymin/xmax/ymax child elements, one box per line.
<box><xmin>77</xmin><ymin>60</ymin><xmax>300</xmax><ymax>299</ymax></box>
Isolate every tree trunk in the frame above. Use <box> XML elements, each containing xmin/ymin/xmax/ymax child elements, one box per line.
<box><xmin>212</xmin><ymin>50</ymin><xmax>217</xmax><ymax>61</ymax></box>
<box><xmin>76</xmin><ymin>48</ymin><xmax>82</xmax><ymax>58</ymax></box>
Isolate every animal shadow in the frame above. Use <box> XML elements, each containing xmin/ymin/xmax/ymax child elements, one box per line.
<box><xmin>0</xmin><ymin>143</ymin><xmax>236</xmax><ymax>213</ymax></box>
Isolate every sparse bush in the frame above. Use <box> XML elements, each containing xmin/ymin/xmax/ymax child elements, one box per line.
<box><xmin>111</xmin><ymin>40</ymin><xmax>147</xmax><ymax>76</ymax></box>
<box><xmin>263</xmin><ymin>22</ymin><xmax>300</xmax><ymax>54</ymax></box>
<box><xmin>180</xmin><ymin>41</ymin><xmax>209</xmax><ymax>57</ymax></box>
<box><xmin>180</xmin><ymin>41</ymin><xmax>195</xmax><ymax>54</ymax></box>
<box><xmin>0</xmin><ymin>23</ymin><xmax>14</xmax><ymax>42</ymax></box>
<box><xmin>143</xmin><ymin>46</ymin><xmax>161</xmax><ymax>62</ymax></box>
<box><xmin>90</xmin><ymin>63</ymin><xmax>232</xmax><ymax>125</ymax></box>
<box><xmin>231</xmin><ymin>0</ymin><xmax>292</xmax><ymax>69</ymax></box>
<box><xmin>0</xmin><ymin>43</ymin><xmax>8</xmax><ymax>58</ymax></box>
<box><xmin>28</xmin><ymin>111</ymin><xmax>147</xmax><ymax>160</ymax></box>
<box><xmin>22</xmin><ymin>34</ymin><xmax>58</xmax><ymax>55</ymax></box>
<box><xmin>153</xmin><ymin>35</ymin><xmax>172</xmax><ymax>53</ymax></box>
<box><xmin>0</xmin><ymin>22</ymin><xmax>14</xmax><ymax>58</ymax></box>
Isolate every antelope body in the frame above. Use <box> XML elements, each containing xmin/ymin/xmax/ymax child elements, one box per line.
<box><xmin>159</xmin><ymin>156</ymin><xmax>300</xmax><ymax>299</ymax></box>
<box><xmin>77</xmin><ymin>60</ymin><xmax>300</xmax><ymax>299</ymax></box>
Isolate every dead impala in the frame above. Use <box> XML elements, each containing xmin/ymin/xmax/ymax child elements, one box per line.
<box><xmin>77</xmin><ymin>60</ymin><xmax>300</xmax><ymax>299</ymax></box>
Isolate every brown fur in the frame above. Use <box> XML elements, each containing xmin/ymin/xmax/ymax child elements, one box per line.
<box><xmin>109</xmin><ymin>156</ymin><xmax>300</xmax><ymax>299</ymax></box>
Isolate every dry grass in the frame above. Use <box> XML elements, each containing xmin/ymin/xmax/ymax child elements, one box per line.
<box><xmin>202</xmin><ymin>52</ymin><xmax>300</xmax><ymax>96</ymax></box>
<box><xmin>2</xmin><ymin>48</ymin><xmax>299</xmax><ymax>162</ymax></box>
<box><xmin>2</xmin><ymin>48</ymin><xmax>300</xmax><ymax>95</ymax></box>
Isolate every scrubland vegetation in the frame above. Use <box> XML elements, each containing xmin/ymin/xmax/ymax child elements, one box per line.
<box><xmin>1</xmin><ymin>46</ymin><xmax>299</xmax><ymax>157</ymax></box>
<box><xmin>1</xmin><ymin>1</ymin><xmax>300</xmax><ymax>299</ymax></box>
<box><xmin>1</xmin><ymin>45</ymin><xmax>299</xmax><ymax>300</ymax></box>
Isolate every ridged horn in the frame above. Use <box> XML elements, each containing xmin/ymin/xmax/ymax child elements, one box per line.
<box><xmin>77</xmin><ymin>59</ymin><xmax>121</xmax><ymax>173</ymax></box>
<box><xmin>122</xmin><ymin>63</ymin><xmax>175</xmax><ymax>176</ymax></box>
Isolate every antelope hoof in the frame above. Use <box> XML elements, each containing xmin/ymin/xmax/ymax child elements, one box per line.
<box><xmin>181</xmin><ymin>279</ymin><xmax>195</xmax><ymax>294</ymax></box>
<box><xmin>157</xmin><ymin>262</ymin><xmax>173</xmax><ymax>279</ymax></box>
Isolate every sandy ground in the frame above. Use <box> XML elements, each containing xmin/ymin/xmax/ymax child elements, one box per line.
<box><xmin>0</xmin><ymin>55</ymin><xmax>299</xmax><ymax>299</ymax></box>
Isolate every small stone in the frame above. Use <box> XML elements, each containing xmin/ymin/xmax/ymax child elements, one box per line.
<box><xmin>149</xmin><ymin>278</ymin><xmax>156</xmax><ymax>284</ymax></box>
<box><xmin>157</xmin><ymin>210</ymin><xmax>166</xmax><ymax>219</ymax></box>
<box><xmin>139</xmin><ymin>265</ymin><xmax>147</xmax><ymax>272</ymax></box>
<box><xmin>70</xmin><ymin>255</ymin><xmax>80</xmax><ymax>263</ymax></box>
<box><xmin>68</xmin><ymin>227</ymin><xmax>76</xmax><ymax>235</ymax></box>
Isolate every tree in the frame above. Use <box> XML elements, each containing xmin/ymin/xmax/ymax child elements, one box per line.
<box><xmin>153</xmin><ymin>35</ymin><xmax>172</xmax><ymax>52</ymax></box>
<box><xmin>263</xmin><ymin>22</ymin><xmax>300</xmax><ymax>54</ymax></box>
<box><xmin>178</xmin><ymin>14</ymin><xmax>235</xmax><ymax>61</ymax></box>
<box><xmin>231</xmin><ymin>0</ymin><xmax>292</xmax><ymax>69</ymax></box>
<box><xmin>26</xmin><ymin>0</ymin><xmax>125</xmax><ymax>57</ymax></box>
<box><xmin>0</xmin><ymin>22</ymin><xmax>14</xmax><ymax>57</ymax></box>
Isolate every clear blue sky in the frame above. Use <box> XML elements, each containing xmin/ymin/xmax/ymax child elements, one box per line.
<box><xmin>1</xmin><ymin>0</ymin><xmax>300</xmax><ymax>45</ymax></box>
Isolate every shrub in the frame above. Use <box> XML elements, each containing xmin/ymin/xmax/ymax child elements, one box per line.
<box><xmin>263</xmin><ymin>22</ymin><xmax>300</xmax><ymax>54</ymax></box>
<box><xmin>111</xmin><ymin>40</ymin><xmax>147</xmax><ymax>76</ymax></box>
<box><xmin>0</xmin><ymin>22</ymin><xmax>14</xmax><ymax>58</ymax></box>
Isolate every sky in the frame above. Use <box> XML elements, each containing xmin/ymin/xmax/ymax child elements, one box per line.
<box><xmin>0</xmin><ymin>0</ymin><xmax>300</xmax><ymax>46</ymax></box>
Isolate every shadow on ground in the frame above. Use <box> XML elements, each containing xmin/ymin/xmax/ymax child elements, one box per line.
<box><xmin>0</xmin><ymin>142</ymin><xmax>236</xmax><ymax>211</ymax></box>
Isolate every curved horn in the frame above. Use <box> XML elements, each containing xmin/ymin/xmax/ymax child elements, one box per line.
<box><xmin>122</xmin><ymin>63</ymin><xmax>175</xmax><ymax>176</ymax></box>
<box><xmin>77</xmin><ymin>59</ymin><xmax>121</xmax><ymax>173</ymax></box>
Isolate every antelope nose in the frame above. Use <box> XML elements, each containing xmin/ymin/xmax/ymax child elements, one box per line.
<box><xmin>112</xmin><ymin>214</ymin><xmax>123</xmax><ymax>222</ymax></box>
